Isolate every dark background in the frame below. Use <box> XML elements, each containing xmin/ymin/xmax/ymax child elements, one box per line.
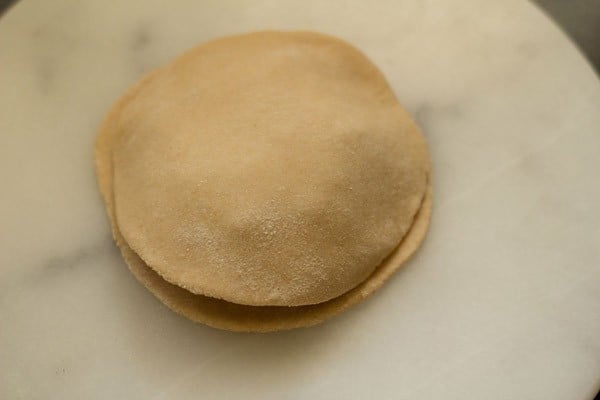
<box><xmin>533</xmin><ymin>0</ymin><xmax>600</xmax><ymax>72</ymax></box>
<box><xmin>0</xmin><ymin>0</ymin><xmax>598</xmax><ymax>399</ymax></box>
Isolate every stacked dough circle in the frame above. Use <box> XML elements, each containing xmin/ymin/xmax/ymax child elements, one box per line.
<box><xmin>95</xmin><ymin>31</ymin><xmax>432</xmax><ymax>332</ymax></box>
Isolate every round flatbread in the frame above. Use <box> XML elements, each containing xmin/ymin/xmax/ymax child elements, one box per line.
<box><xmin>95</xmin><ymin>31</ymin><xmax>432</xmax><ymax>330</ymax></box>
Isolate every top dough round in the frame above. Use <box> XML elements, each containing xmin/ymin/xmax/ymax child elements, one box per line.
<box><xmin>111</xmin><ymin>31</ymin><xmax>430</xmax><ymax>306</ymax></box>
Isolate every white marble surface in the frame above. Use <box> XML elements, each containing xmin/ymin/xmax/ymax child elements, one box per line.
<box><xmin>1</xmin><ymin>0</ymin><xmax>599</xmax><ymax>399</ymax></box>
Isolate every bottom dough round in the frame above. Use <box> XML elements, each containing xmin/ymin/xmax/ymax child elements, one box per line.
<box><xmin>95</xmin><ymin>62</ymin><xmax>432</xmax><ymax>333</ymax></box>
